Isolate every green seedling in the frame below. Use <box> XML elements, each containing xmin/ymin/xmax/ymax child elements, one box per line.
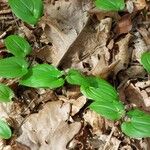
<box><xmin>90</xmin><ymin>100</ymin><xmax>125</xmax><ymax>120</ymax></box>
<box><xmin>80</xmin><ymin>76</ymin><xmax>119</xmax><ymax>102</ymax></box>
<box><xmin>5</xmin><ymin>35</ymin><xmax>32</xmax><ymax>57</ymax></box>
<box><xmin>8</xmin><ymin>0</ymin><xmax>43</xmax><ymax>25</ymax></box>
<box><xmin>20</xmin><ymin>64</ymin><xmax>64</xmax><ymax>88</ymax></box>
<box><xmin>121</xmin><ymin>109</ymin><xmax>150</xmax><ymax>138</ymax></box>
<box><xmin>95</xmin><ymin>0</ymin><xmax>125</xmax><ymax>11</ymax></box>
<box><xmin>0</xmin><ymin>57</ymin><xmax>28</xmax><ymax>78</ymax></box>
<box><xmin>0</xmin><ymin>119</ymin><xmax>12</xmax><ymax>139</ymax></box>
<box><xmin>66</xmin><ymin>69</ymin><xmax>119</xmax><ymax>102</ymax></box>
<box><xmin>0</xmin><ymin>83</ymin><xmax>14</xmax><ymax>102</ymax></box>
<box><xmin>66</xmin><ymin>69</ymin><xmax>124</xmax><ymax>120</ymax></box>
<box><xmin>141</xmin><ymin>51</ymin><xmax>150</xmax><ymax>73</ymax></box>
<box><xmin>66</xmin><ymin>69</ymin><xmax>89</xmax><ymax>86</ymax></box>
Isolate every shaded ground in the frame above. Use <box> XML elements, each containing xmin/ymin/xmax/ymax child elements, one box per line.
<box><xmin>0</xmin><ymin>0</ymin><xmax>150</xmax><ymax>149</ymax></box>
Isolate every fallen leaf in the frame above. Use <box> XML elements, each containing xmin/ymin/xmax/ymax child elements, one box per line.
<box><xmin>41</xmin><ymin>0</ymin><xmax>92</xmax><ymax>66</ymax></box>
<box><xmin>59</xmin><ymin>95</ymin><xmax>87</xmax><ymax>116</ymax></box>
<box><xmin>133</xmin><ymin>32</ymin><xmax>148</xmax><ymax>62</ymax></box>
<box><xmin>83</xmin><ymin>110</ymin><xmax>104</xmax><ymax>135</ymax></box>
<box><xmin>114</xmin><ymin>33</ymin><xmax>132</xmax><ymax>75</ymax></box>
<box><xmin>60</xmin><ymin>18</ymin><xmax>112</xmax><ymax>72</ymax></box>
<box><xmin>17</xmin><ymin>101</ymin><xmax>81</xmax><ymax>150</ymax></box>
<box><xmin>134</xmin><ymin>0</ymin><xmax>147</xmax><ymax>10</ymax></box>
<box><xmin>115</xmin><ymin>14</ymin><xmax>132</xmax><ymax>35</ymax></box>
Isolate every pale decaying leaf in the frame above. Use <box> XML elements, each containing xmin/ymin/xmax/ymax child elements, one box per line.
<box><xmin>114</xmin><ymin>33</ymin><xmax>132</xmax><ymax>75</ymax></box>
<box><xmin>134</xmin><ymin>0</ymin><xmax>147</xmax><ymax>10</ymax></box>
<box><xmin>59</xmin><ymin>95</ymin><xmax>87</xmax><ymax>116</ymax></box>
<box><xmin>91</xmin><ymin>54</ymin><xmax>119</xmax><ymax>79</ymax></box>
<box><xmin>17</xmin><ymin>101</ymin><xmax>81</xmax><ymax>150</ymax></box>
<box><xmin>132</xmin><ymin>32</ymin><xmax>148</xmax><ymax>62</ymax></box>
<box><xmin>41</xmin><ymin>0</ymin><xmax>92</xmax><ymax>66</ymax></box>
<box><xmin>138</xmin><ymin>28</ymin><xmax>150</xmax><ymax>46</ymax></box>
<box><xmin>98</xmin><ymin>135</ymin><xmax>121</xmax><ymax>150</ymax></box>
<box><xmin>0</xmin><ymin>102</ymin><xmax>13</xmax><ymax>119</ymax></box>
<box><xmin>83</xmin><ymin>110</ymin><xmax>104</xmax><ymax>136</ymax></box>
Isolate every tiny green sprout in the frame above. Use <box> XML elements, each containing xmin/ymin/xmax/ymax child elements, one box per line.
<box><xmin>5</xmin><ymin>35</ymin><xmax>32</xmax><ymax>57</ymax></box>
<box><xmin>95</xmin><ymin>0</ymin><xmax>125</xmax><ymax>11</ymax></box>
<box><xmin>121</xmin><ymin>109</ymin><xmax>150</xmax><ymax>138</ymax></box>
<box><xmin>0</xmin><ymin>119</ymin><xmax>12</xmax><ymax>139</ymax></box>
<box><xmin>8</xmin><ymin>0</ymin><xmax>43</xmax><ymax>25</ymax></box>
<box><xmin>0</xmin><ymin>57</ymin><xmax>28</xmax><ymax>78</ymax></box>
<box><xmin>141</xmin><ymin>51</ymin><xmax>150</xmax><ymax>73</ymax></box>
<box><xmin>0</xmin><ymin>83</ymin><xmax>14</xmax><ymax>102</ymax></box>
<box><xmin>20</xmin><ymin>64</ymin><xmax>64</xmax><ymax>89</ymax></box>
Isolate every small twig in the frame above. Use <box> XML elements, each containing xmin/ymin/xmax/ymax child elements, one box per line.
<box><xmin>0</xmin><ymin>9</ymin><xmax>12</xmax><ymax>15</ymax></box>
<box><xmin>103</xmin><ymin>126</ymin><xmax>116</xmax><ymax>150</ymax></box>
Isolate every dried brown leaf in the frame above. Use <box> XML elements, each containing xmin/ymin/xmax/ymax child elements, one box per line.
<box><xmin>17</xmin><ymin>101</ymin><xmax>81</xmax><ymax>150</ymax></box>
<box><xmin>114</xmin><ymin>33</ymin><xmax>132</xmax><ymax>75</ymax></box>
<box><xmin>41</xmin><ymin>0</ymin><xmax>92</xmax><ymax>66</ymax></box>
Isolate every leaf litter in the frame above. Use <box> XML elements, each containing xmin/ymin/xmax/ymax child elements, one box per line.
<box><xmin>0</xmin><ymin>0</ymin><xmax>150</xmax><ymax>149</ymax></box>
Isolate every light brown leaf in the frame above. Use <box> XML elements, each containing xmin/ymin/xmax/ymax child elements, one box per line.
<box><xmin>17</xmin><ymin>101</ymin><xmax>81</xmax><ymax>150</ymax></box>
<box><xmin>41</xmin><ymin>0</ymin><xmax>92</xmax><ymax>66</ymax></box>
<box><xmin>114</xmin><ymin>33</ymin><xmax>132</xmax><ymax>75</ymax></box>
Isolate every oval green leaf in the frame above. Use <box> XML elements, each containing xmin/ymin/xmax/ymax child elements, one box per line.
<box><xmin>0</xmin><ymin>57</ymin><xmax>28</xmax><ymax>78</ymax></box>
<box><xmin>0</xmin><ymin>83</ymin><xmax>14</xmax><ymax>102</ymax></box>
<box><xmin>66</xmin><ymin>69</ymin><xmax>89</xmax><ymax>86</ymax></box>
<box><xmin>80</xmin><ymin>77</ymin><xmax>119</xmax><ymax>102</ymax></box>
<box><xmin>141</xmin><ymin>51</ymin><xmax>150</xmax><ymax>73</ymax></box>
<box><xmin>5</xmin><ymin>35</ymin><xmax>32</xmax><ymax>57</ymax></box>
<box><xmin>8</xmin><ymin>0</ymin><xmax>43</xmax><ymax>25</ymax></box>
<box><xmin>121</xmin><ymin>109</ymin><xmax>150</xmax><ymax>138</ymax></box>
<box><xmin>0</xmin><ymin>119</ymin><xmax>12</xmax><ymax>139</ymax></box>
<box><xmin>95</xmin><ymin>0</ymin><xmax>125</xmax><ymax>11</ymax></box>
<box><xmin>90</xmin><ymin>100</ymin><xmax>125</xmax><ymax>120</ymax></box>
<box><xmin>20</xmin><ymin>64</ymin><xmax>64</xmax><ymax>89</ymax></box>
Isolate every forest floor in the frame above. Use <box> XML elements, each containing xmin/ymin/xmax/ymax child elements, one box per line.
<box><xmin>0</xmin><ymin>0</ymin><xmax>150</xmax><ymax>150</ymax></box>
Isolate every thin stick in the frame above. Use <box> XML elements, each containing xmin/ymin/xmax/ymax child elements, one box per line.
<box><xmin>103</xmin><ymin>126</ymin><xmax>116</xmax><ymax>150</ymax></box>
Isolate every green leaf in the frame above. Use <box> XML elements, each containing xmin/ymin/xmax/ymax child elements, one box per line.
<box><xmin>66</xmin><ymin>69</ymin><xmax>89</xmax><ymax>86</ymax></box>
<box><xmin>0</xmin><ymin>83</ymin><xmax>14</xmax><ymax>102</ymax></box>
<box><xmin>80</xmin><ymin>77</ymin><xmax>119</xmax><ymax>102</ymax></box>
<box><xmin>141</xmin><ymin>51</ymin><xmax>150</xmax><ymax>73</ymax></box>
<box><xmin>0</xmin><ymin>57</ymin><xmax>28</xmax><ymax>78</ymax></box>
<box><xmin>5</xmin><ymin>35</ymin><xmax>32</xmax><ymax>57</ymax></box>
<box><xmin>0</xmin><ymin>119</ymin><xmax>12</xmax><ymax>139</ymax></box>
<box><xmin>121</xmin><ymin>109</ymin><xmax>150</xmax><ymax>138</ymax></box>
<box><xmin>95</xmin><ymin>0</ymin><xmax>125</xmax><ymax>11</ymax></box>
<box><xmin>20</xmin><ymin>64</ymin><xmax>64</xmax><ymax>88</ymax></box>
<box><xmin>8</xmin><ymin>0</ymin><xmax>43</xmax><ymax>25</ymax></box>
<box><xmin>90</xmin><ymin>100</ymin><xmax>125</xmax><ymax>120</ymax></box>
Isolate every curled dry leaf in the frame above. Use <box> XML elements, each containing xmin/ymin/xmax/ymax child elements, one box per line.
<box><xmin>91</xmin><ymin>54</ymin><xmax>119</xmax><ymax>79</ymax></box>
<box><xmin>17</xmin><ymin>101</ymin><xmax>81</xmax><ymax>150</ymax></box>
<box><xmin>41</xmin><ymin>0</ymin><xmax>92</xmax><ymax>66</ymax></box>
<box><xmin>115</xmin><ymin>14</ymin><xmax>132</xmax><ymax>35</ymax></box>
<box><xmin>60</xmin><ymin>17</ymin><xmax>112</xmax><ymax>72</ymax></box>
<box><xmin>120</xmin><ymin>81</ymin><xmax>150</xmax><ymax>111</ymax></box>
<box><xmin>114</xmin><ymin>33</ymin><xmax>132</xmax><ymax>75</ymax></box>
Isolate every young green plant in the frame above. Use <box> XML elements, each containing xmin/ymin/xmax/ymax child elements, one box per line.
<box><xmin>95</xmin><ymin>0</ymin><xmax>125</xmax><ymax>11</ymax></box>
<box><xmin>8</xmin><ymin>0</ymin><xmax>43</xmax><ymax>25</ymax></box>
<box><xmin>141</xmin><ymin>51</ymin><xmax>150</xmax><ymax>73</ymax></box>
